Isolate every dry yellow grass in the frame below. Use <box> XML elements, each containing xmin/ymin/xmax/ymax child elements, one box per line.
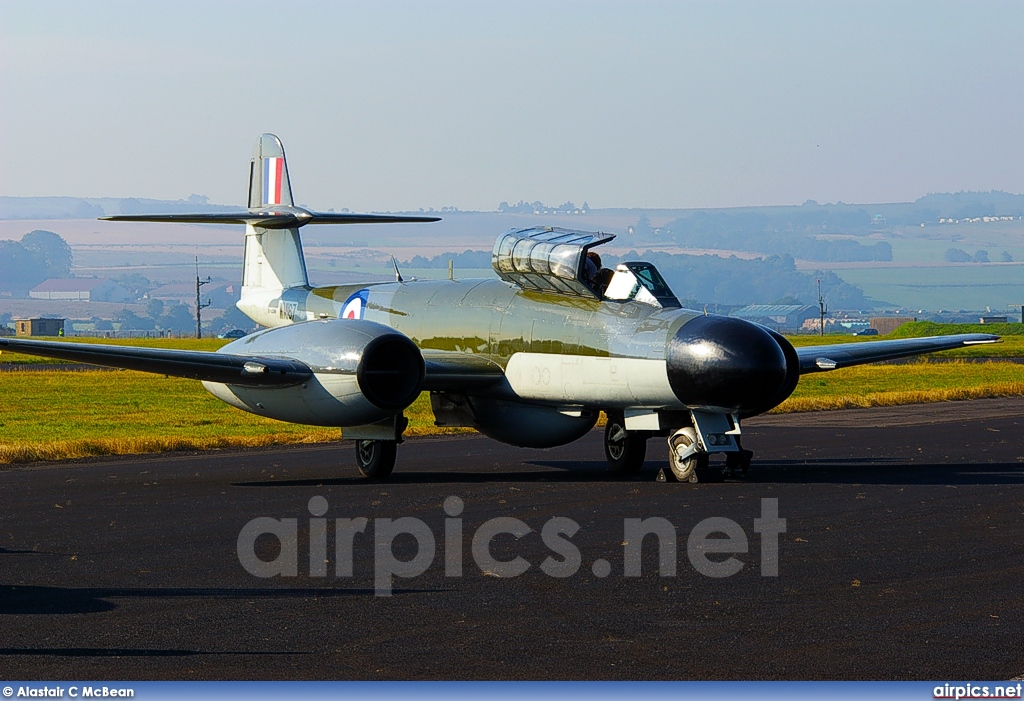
<box><xmin>775</xmin><ymin>382</ymin><xmax>1024</xmax><ymax>413</ymax></box>
<box><xmin>0</xmin><ymin>431</ymin><xmax>340</xmax><ymax>464</ymax></box>
<box><xmin>0</xmin><ymin>370</ymin><xmax>468</xmax><ymax>464</ymax></box>
<box><xmin>3</xmin><ymin>359</ymin><xmax>1024</xmax><ymax>465</ymax></box>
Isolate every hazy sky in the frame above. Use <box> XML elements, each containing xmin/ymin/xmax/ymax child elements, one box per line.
<box><xmin>2</xmin><ymin>1</ymin><xmax>1022</xmax><ymax>211</ymax></box>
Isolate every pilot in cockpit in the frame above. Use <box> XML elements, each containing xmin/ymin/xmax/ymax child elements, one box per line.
<box><xmin>584</xmin><ymin>251</ymin><xmax>615</xmax><ymax>297</ymax></box>
<box><xmin>584</xmin><ymin>251</ymin><xmax>601</xmax><ymax>283</ymax></box>
<box><xmin>594</xmin><ymin>267</ymin><xmax>615</xmax><ymax>296</ymax></box>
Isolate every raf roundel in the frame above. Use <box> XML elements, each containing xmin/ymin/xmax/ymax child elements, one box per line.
<box><xmin>341</xmin><ymin>289</ymin><xmax>369</xmax><ymax>320</ymax></box>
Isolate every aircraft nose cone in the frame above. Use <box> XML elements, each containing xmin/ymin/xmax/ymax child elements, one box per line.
<box><xmin>667</xmin><ymin>315</ymin><xmax>789</xmax><ymax>413</ymax></box>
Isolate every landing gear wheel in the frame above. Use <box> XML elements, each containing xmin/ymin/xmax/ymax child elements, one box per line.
<box><xmin>668</xmin><ymin>427</ymin><xmax>709</xmax><ymax>482</ymax></box>
<box><xmin>604</xmin><ymin>413</ymin><xmax>647</xmax><ymax>473</ymax></box>
<box><xmin>355</xmin><ymin>439</ymin><xmax>397</xmax><ymax>480</ymax></box>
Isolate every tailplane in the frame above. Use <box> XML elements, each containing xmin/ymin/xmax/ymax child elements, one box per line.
<box><xmin>101</xmin><ymin>133</ymin><xmax>440</xmax><ymax>326</ymax></box>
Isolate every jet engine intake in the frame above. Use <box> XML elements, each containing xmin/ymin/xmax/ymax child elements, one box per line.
<box><xmin>666</xmin><ymin>315</ymin><xmax>791</xmax><ymax>415</ymax></box>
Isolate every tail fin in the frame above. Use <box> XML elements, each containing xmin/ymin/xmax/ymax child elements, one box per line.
<box><xmin>241</xmin><ymin>135</ymin><xmax>308</xmax><ymax>304</ymax></box>
<box><xmin>248</xmin><ymin>133</ymin><xmax>294</xmax><ymax>208</ymax></box>
<box><xmin>99</xmin><ymin>132</ymin><xmax>442</xmax><ymax>327</ymax></box>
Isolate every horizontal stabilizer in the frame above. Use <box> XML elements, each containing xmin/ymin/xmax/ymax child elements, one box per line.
<box><xmin>796</xmin><ymin>333</ymin><xmax>1000</xmax><ymax>374</ymax></box>
<box><xmin>101</xmin><ymin>210</ymin><xmax>440</xmax><ymax>230</ymax></box>
<box><xmin>102</xmin><ymin>133</ymin><xmax>439</xmax><ymax>230</ymax></box>
<box><xmin>0</xmin><ymin>338</ymin><xmax>312</xmax><ymax>387</ymax></box>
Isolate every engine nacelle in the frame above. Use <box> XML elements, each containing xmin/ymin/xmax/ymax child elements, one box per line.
<box><xmin>203</xmin><ymin>319</ymin><xmax>424</xmax><ymax>427</ymax></box>
<box><xmin>440</xmin><ymin>394</ymin><xmax>597</xmax><ymax>449</ymax></box>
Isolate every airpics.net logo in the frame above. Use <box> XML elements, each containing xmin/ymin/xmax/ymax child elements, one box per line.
<box><xmin>237</xmin><ymin>496</ymin><xmax>786</xmax><ymax>596</ymax></box>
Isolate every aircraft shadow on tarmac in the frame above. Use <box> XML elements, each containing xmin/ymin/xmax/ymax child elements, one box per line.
<box><xmin>527</xmin><ymin>459</ymin><xmax>1024</xmax><ymax>486</ymax></box>
<box><xmin>233</xmin><ymin>462</ymin><xmax>637</xmax><ymax>487</ymax></box>
<box><xmin>233</xmin><ymin>458</ymin><xmax>1024</xmax><ymax>487</ymax></box>
<box><xmin>0</xmin><ymin>647</ymin><xmax>295</xmax><ymax>658</ymax></box>
<box><xmin>0</xmin><ymin>584</ymin><xmax>435</xmax><ymax>616</ymax></box>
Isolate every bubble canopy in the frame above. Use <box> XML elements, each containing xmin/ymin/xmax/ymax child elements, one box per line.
<box><xmin>491</xmin><ymin>227</ymin><xmax>615</xmax><ymax>298</ymax></box>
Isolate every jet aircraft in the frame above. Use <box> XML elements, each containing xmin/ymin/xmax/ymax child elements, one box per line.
<box><xmin>0</xmin><ymin>134</ymin><xmax>1000</xmax><ymax>482</ymax></box>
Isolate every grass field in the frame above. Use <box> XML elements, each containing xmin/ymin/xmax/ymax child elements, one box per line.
<box><xmin>3</xmin><ymin>360</ymin><xmax>1023</xmax><ymax>464</ymax></box>
<box><xmin>3</xmin><ymin>330</ymin><xmax>1024</xmax><ymax>464</ymax></box>
<box><xmin>779</xmin><ymin>360</ymin><xmax>1024</xmax><ymax>412</ymax></box>
<box><xmin>834</xmin><ymin>263</ymin><xmax>1024</xmax><ymax>311</ymax></box>
<box><xmin>0</xmin><ymin>370</ymin><xmax>463</xmax><ymax>463</ymax></box>
<box><xmin>789</xmin><ymin>322</ymin><xmax>1024</xmax><ymax>357</ymax></box>
<box><xmin>0</xmin><ymin>337</ymin><xmax>230</xmax><ymax>365</ymax></box>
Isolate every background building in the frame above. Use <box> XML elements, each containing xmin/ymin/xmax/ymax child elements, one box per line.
<box><xmin>14</xmin><ymin>317</ymin><xmax>65</xmax><ymax>336</ymax></box>
<box><xmin>729</xmin><ymin>304</ymin><xmax>818</xmax><ymax>332</ymax></box>
<box><xmin>29</xmin><ymin>278</ymin><xmax>131</xmax><ymax>303</ymax></box>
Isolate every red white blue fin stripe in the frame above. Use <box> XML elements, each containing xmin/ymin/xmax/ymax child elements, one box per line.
<box><xmin>263</xmin><ymin>157</ymin><xmax>283</xmax><ymax>206</ymax></box>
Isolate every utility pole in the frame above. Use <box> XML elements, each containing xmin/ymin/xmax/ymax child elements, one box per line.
<box><xmin>817</xmin><ymin>278</ymin><xmax>828</xmax><ymax>337</ymax></box>
<box><xmin>195</xmin><ymin>256</ymin><xmax>211</xmax><ymax>339</ymax></box>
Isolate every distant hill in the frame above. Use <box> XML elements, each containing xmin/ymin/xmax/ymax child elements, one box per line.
<box><xmin>0</xmin><ymin>195</ymin><xmax>244</xmax><ymax>220</ymax></box>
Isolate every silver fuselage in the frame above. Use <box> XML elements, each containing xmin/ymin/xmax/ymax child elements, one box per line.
<box><xmin>238</xmin><ymin>278</ymin><xmax>700</xmax><ymax>410</ymax></box>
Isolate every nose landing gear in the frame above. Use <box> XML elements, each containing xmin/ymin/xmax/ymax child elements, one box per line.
<box><xmin>664</xmin><ymin>426</ymin><xmax>710</xmax><ymax>482</ymax></box>
<box><xmin>659</xmin><ymin>412</ymin><xmax>752</xmax><ymax>484</ymax></box>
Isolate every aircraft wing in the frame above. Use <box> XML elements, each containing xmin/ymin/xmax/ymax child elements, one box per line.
<box><xmin>796</xmin><ymin>333</ymin><xmax>1000</xmax><ymax>374</ymax></box>
<box><xmin>0</xmin><ymin>338</ymin><xmax>504</xmax><ymax>392</ymax></box>
<box><xmin>0</xmin><ymin>338</ymin><xmax>312</xmax><ymax>387</ymax></box>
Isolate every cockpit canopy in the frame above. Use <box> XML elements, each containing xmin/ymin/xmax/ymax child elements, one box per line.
<box><xmin>492</xmin><ymin>227</ymin><xmax>613</xmax><ymax>297</ymax></box>
<box><xmin>491</xmin><ymin>226</ymin><xmax>680</xmax><ymax>308</ymax></box>
<box><xmin>604</xmin><ymin>262</ymin><xmax>680</xmax><ymax>308</ymax></box>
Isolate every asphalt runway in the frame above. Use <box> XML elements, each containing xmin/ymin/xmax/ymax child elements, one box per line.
<box><xmin>2</xmin><ymin>398</ymin><xmax>1023</xmax><ymax>680</ymax></box>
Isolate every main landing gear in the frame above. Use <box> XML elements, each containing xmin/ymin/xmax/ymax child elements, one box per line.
<box><xmin>351</xmin><ymin>414</ymin><xmax>407</xmax><ymax>480</ymax></box>
<box><xmin>354</xmin><ymin>439</ymin><xmax>398</xmax><ymax>480</ymax></box>
<box><xmin>603</xmin><ymin>412</ymin><xmax>648</xmax><ymax>473</ymax></box>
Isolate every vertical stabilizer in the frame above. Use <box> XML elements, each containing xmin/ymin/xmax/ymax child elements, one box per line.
<box><xmin>249</xmin><ymin>133</ymin><xmax>295</xmax><ymax>208</ymax></box>
<box><xmin>240</xmin><ymin>134</ymin><xmax>308</xmax><ymax>325</ymax></box>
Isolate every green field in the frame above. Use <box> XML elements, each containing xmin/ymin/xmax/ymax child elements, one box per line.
<box><xmin>0</xmin><ymin>370</ymin><xmax>458</xmax><ymax>463</ymax></box>
<box><xmin>0</xmin><ymin>336</ymin><xmax>231</xmax><ymax>365</ymax></box>
<box><xmin>3</xmin><ymin>329</ymin><xmax>1024</xmax><ymax>464</ymax></box>
<box><xmin>789</xmin><ymin>322</ymin><xmax>1024</xmax><ymax>357</ymax></box>
<box><xmin>834</xmin><ymin>264</ymin><xmax>1024</xmax><ymax>311</ymax></box>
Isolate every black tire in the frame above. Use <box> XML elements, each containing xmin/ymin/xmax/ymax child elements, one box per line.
<box><xmin>355</xmin><ymin>439</ymin><xmax>397</xmax><ymax>480</ymax></box>
<box><xmin>670</xmin><ymin>452</ymin><xmax>710</xmax><ymax>483</ymax></box>
<box><xmin>604</xmin><ymin>413</ymin><xmax>647</xmax><ymax>473</ymax></box>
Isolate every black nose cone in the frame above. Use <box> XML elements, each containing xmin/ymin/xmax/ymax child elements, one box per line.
<box><xmin>667</xmin><ymin>315</ymin><xmax>789</xmax><ymax>413</ymax></box>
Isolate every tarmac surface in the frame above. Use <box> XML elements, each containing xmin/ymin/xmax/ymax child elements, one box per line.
<box><xmin>2</xmin><ymin>398</ymin><xmax>1023</xmax><ymax>680</ymax></box>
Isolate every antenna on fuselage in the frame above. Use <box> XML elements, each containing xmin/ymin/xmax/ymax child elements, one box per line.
<box><xmin>391</xmin><ymin>256</ymin><xmax>404</xmax><ymax>283</ymax></box>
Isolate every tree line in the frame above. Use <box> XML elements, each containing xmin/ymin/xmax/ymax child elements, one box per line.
<box><xmin>0</xmin><ymin>230</ymin><xmax>73</xmax><ymax>294</ymax></box>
